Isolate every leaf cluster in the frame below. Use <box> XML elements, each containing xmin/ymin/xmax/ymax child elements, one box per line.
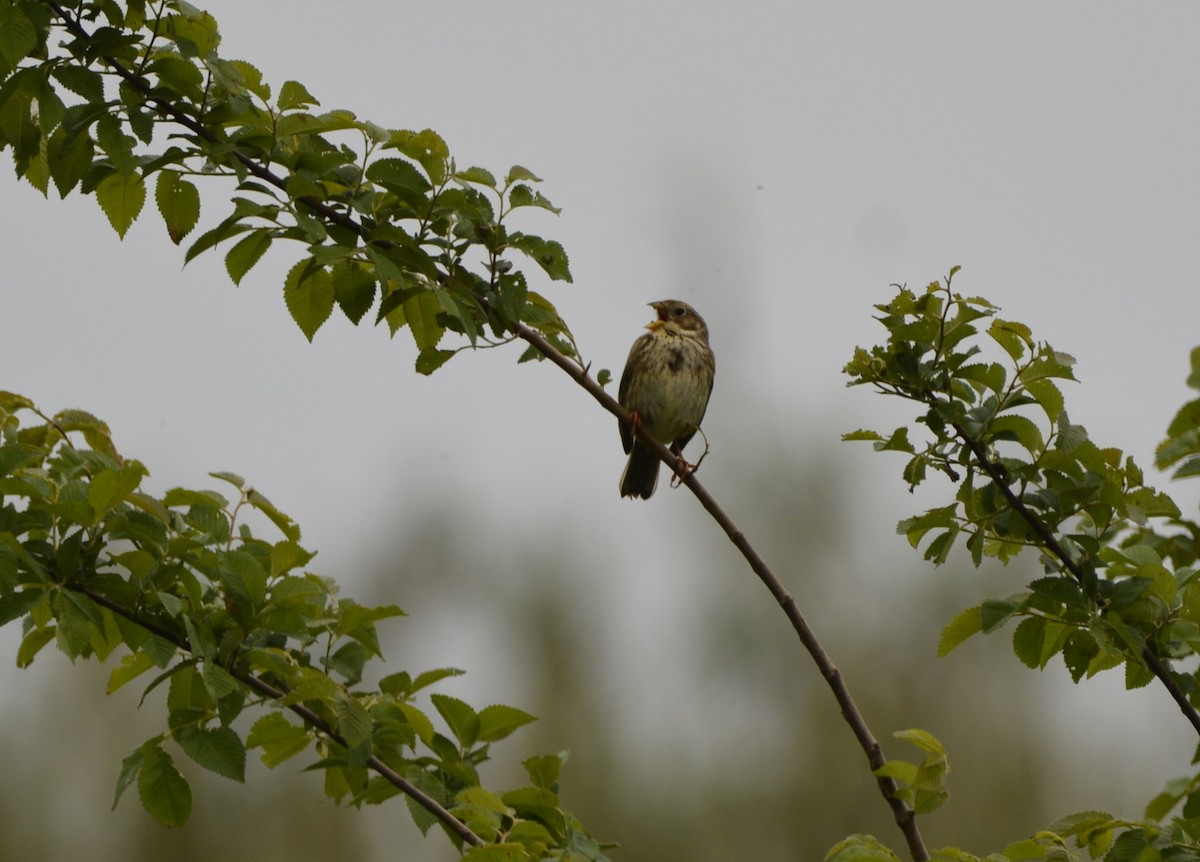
<box><xmin>842</xmin><ymin>269</ymin><xmax>1200</xmax><ymax>860</ymax></box>
<box><xmin>0</xmin><ymin>0</ymin><xmax>577</xmax><ymax>370</ymax></box>
<box><xmin>0</xmin><ymin>391</ymin><xmax>609</xmax><ymax>859</ymax></box>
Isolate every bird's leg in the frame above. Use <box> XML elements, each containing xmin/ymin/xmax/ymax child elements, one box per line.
<box><xmin>668</xmin><ymin>441</ymin><xmax>697</xmax><ymax>487</ymax></box>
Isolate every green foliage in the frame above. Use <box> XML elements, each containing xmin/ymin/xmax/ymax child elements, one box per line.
<box><xmin>844</xmin><ymin>269</ymin><xmax>1200</xmax><ymax>862</ymax></box>
<box><xmin>0</xmin><ymin>394</ymin><xmax>607</xmax><ymax>857</ymax></box>
<box><xmin>0</xmin><ymin>0</ymin><xmax>579</xmax><ymax>372</ymax></box>
<box><xmin>843</xmin><ymin>269</ymin><xmax>1198</xmax><ymax>685</ymax></box>
<box><xmin>875</xmin><ymin>729</ymin><xmax>948</xmax><ymax>815</ymax></box>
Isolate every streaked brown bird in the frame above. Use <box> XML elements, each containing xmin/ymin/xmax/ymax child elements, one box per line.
<box><xmin>618</xmin><ymin>300</ymin><xmax>716</xmax><ymax>499</ymax></box>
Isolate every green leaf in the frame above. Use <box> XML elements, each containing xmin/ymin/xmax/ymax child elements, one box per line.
<box><xmin>366</xmin><ymin>157</ymin><xmax>431</xmax><ymax>199</ymax></box>
<box><xmin>335</xmin><ymin>694</ymin><xmax>374</xmax><ymax>750</ymax></box>
<box><xmin>825</xmin><ymin>835</ymin><xmax>903</xmax><ymax>862</ymax></box>
<box><xmin>0</xmin><ymin>4</ymin><xmax>38</xmax><ymax>66</ymax></box>
<box><xmin>112</xmin><ymin>746</ymin><xmax>144</xmax><ymax>810</ymax></box>
<box><xmin>937</xmin><ymin>606</ymin><xmax>983</xmax><ymax>657</ymax></box>
<box><xmin>477</xmin><ymin>704</ymin><xmax>537</xmax><ymax>742</ymax></box>
<box><xmin>225</xmin><ymin>229</ymin><xmax>273</xmax><ymax>286</ymax></box>
<box><xmin>431</xmin><ymin>693</ymin><xmax>480</xmax><ymax>749</ymax></box>
<box><xmin>277</xmin><ymin>80</ymin><xmax>319</xmax><ymax>110</ymax></box>
<box><xmin>979</xmin><ymin>598</ymin><xmax>1018</xmax><ymax>633</ymax></box>
<box><xmin>107</xmin><ymin>651</ymin><xmax>157</xmax><ymax>694</ymax></box>
<box><xmin>96</xmin><ymin>171</ymin><xmax>147</xmax><ymax>239</ymax></box>
<box><xmin>507</xmin><ymin>233</ymin><xmax>572</xmax><ymax>282</ymax></box>
<box><xmin>415</xmin><ymin>348</ymin><xmax>454</xmax><ymax>376</ymax></box>
<box><xmin>88</xmin><ymin>464</ymin><xmax>146</xmax><ymax>520</ymax></box>
<box><xmin>1025</xmin><ymin>378</ymin><xmax>1064</xmax><ymax>422</ymax></box>
<box><xmin>461</xmin><ymin>847</ymin><xmax>529</xmax><ymax>862</ymax></box>
<box><xmin>505</xmin><ymin>165</ymin><xmax>542</xmax><ymax>185</ymax></box>
<box><xmin>175</xmin><ymin>726</ymin><xmax>246</xmax><ymax>782</ymax></box>
<box><xmin>95</xmin><ymin>114</ymin><xmax>136</xmax><ymax>175</ymax></box>
<box><xmin>1012</xmin><ymin>616</ymin><xmax>1047</xmax><ymax>668</ymax></box>
<box><xmin>0</xmin><ymin>588</ymin><xmax>48</xmax><ymax>628</ymax></box>
<box><xmin>523</xmin><ymin>753</ymin><xmax>563</xmax><ymax>791</ymax></box>
<box><xmin>247</xmin><ymin>713</ymin><xmax>311</xmax><ymax>768</ymax></box>
<box><xmin>508</xmin><ymin>183</ymin><xmax>560</xmax><ymax>214</ymax></box>
<box><xmin>199</xmin><ymin>661</ymin><xmax>241</xmax><ymax>702</ymax></box>
<box><xmin>988</xmin><ymin>319</ymin><xmax>1032</xmax><ymax>361</ymax></box>
<box><xmin>283</xmin><ymin>259</ymin><xmax>335</xmax><ymax>342</ymax></box>
<box><xmin>332</xmin><ymin>261</ymin><xmax>377</xmax><ymax>324</ymax></box>
<box><xmin>155</xmin><ymin>170</ymin><xmax>201</xmax><ymax>244</ymax></box>
<box><xmin>456</xmin><ymin>166</ymin><xmax>497</xmax><ymax>188</ymax></box>
<box><xmin>138</xmin><ymin>743</ymin><xmax>192</xmax><ymax>827</ymax></box>
<box><xmin>403</xmin><ymin>290</ymin><xmax>443</xmax><ymax>351</ymax></box>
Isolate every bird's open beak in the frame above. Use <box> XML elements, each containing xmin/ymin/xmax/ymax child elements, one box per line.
<box><xmin>648</xmin><ymin>301</ymin><xmax>669</xmax><ymax>323</ymax></box>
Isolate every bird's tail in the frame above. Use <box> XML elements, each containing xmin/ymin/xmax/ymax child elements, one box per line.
<box><xmin>620</xmin><ymin>442</ymin><xmax>660</xmax><ymax>499</ymax></box>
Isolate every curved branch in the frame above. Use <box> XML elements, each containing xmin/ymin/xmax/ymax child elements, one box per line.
<box><xmin>39</xmin><ymin>6</ymin><xmax>927</xmax><ymax>857</ymax></box>
<box><xmin>953</xmin><ymin>422</ymin><xmax>1200</xmax><ymax>736</ymax></box>
<box><xmin>513</xmin><ymin>324</ymin><xmax>931</xmax><ymax>862</ymax></box>
<box><xmin>68</xmin><ymin>582</ymin><xmax>483</xmax><ymax>848</ymax></box>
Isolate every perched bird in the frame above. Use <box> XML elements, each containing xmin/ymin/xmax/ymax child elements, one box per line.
<box><xmin>618</xmin><ymin>300</ymin><xmax>716</xmax><ymax>499</ymax></box>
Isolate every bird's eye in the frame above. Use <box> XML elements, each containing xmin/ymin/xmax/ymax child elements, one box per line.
<box><xmin>673</xmin><ymin>306</ymin><xmax>686</xmax><ymax>316</ymax></box>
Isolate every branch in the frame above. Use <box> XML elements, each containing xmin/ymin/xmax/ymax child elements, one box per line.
<box><xmin>68</xmin><ymin>582</ymin><xmax>484</xmax><ymax>849</ymax></box>
<box><xmin>513</xmin><ymin>324</ymin><xmax>931</xmax><ymax>862</ymax></box>
<box><xmin>953</xmin><ymin>422</ymin><xmax>1200</xmax><ymax>736</ymax></box>
<box><xmin>38</xmin><ymin>7</ymin><xmax>927</xmax><ymax>856</ymax></box>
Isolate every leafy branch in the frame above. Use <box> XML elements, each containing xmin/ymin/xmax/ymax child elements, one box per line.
<box><xmin>842</xmin><ymin>269</ymin><xmax>1200</xmax><ymax>858</ymax></box>
<box><xmin>0</xmin><ymin>392</ymin><xmax>604</xmax><ymax>859</ymax></box>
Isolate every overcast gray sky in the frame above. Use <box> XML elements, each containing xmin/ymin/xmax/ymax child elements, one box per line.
<box><xmin>3</xmin><ymin>2</ymin><xmax>1200</xmax><ymax>858</ymax></box>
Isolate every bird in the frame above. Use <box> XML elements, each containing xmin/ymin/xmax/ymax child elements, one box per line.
<box><xmin>618</xmin><ymin>300</ymin><xmax>715</xmax><ymax>499</ymax></box>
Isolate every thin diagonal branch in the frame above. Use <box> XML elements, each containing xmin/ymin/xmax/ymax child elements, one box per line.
<box><xmin>514</xmin><ymin>323</ymin><xmax>931</xmax><ymax>862</ymax></box>
<box><xmin>42</xmin><ymin>5</ymin><xmax>927</xmax><ymax>855</ymax></box>
<box><xmin>68</xmin><ymin>581</ymin><xmax>483</xmax><ymax>849</ymax></box>
<box><xmin>953</xmin><ymin>422</ymin><xmax>1200</xmax><ymax>736</ymax></box>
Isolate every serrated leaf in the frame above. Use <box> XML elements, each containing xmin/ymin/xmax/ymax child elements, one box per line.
<box><xmin>979</xmin><ymin>598</ymin><xmax>1018</xmax><ymax>633</ymax></box>
<box><xmin>96</xmin><ymin>171</ymin><xmax>146</xmax><ymax>239</ymax></box>
<box><xmin>247</xmin><ymin>713</ymin><xmax>312</xmax><ymax>768</ymax></box>
<box><xmin>456</xmin><ymin>165</ymin><xmax>497</xmax><ymax>188</ymax></box>
<box><xmin>112</xmin><ymin>747</ymin><xmax>144</xmax><ymax>810</ymax></box>
<box><xmin>277</xmin><ymin>80</ymin><xmax>318</xmax><ymax>110</ymax></box>
<box><xmin>415</xmin><ymin>347</ymin><xmax>454</xmax><ymax>375</ymax></box>
<box><xmin>108</xmin><ymin>650</ymin><xmax>157</xmax><ymax>693</ymax></box>
<box><xmin>155</xmin><ymin>170</ymin><xmax>200</xmax><ymax>244</ymax></box>
<box><xmin>403</xmin><ymin>290</ymin><xmax>443</xmax><ymax>351</ymax></box>
<box><xmin>989</xmin><ymin>319</ymin><xmax>1031</xmax><ymax>361</ymax></box>
<box><xmin>283</xmin><ymin>259</ymin><xmax>334</xmax><ymax>342</ymax></box>
<box><xmin>477</xmin><ymin>704</ymin><xmax>537</xmax><ymax>742</ymax></box>
<box><xmin>937</xmin><ymin>605</ymin><xmax>983</xmax><ymax>656</ymax></box>
<box><xmin>332</xmin><ymin>262</ymin><xmax>377</xmax><ymax>324</ymax></box>
<box><xmin>1012</xmin><ymin>616</ymin><xmax>1046</xmax><ymax>668</ymax></box>
<box><xmin>225</xmin><ymin>230</ymin><xmax>272</xmax><ymax>286</ymax></box>
<box><xmin>0</xmin><ymin>5</ymin><xmax>38</xmax><ymax>66</ymax></box>
<box><xmin>507</xmin><ymin>233</ymin><xmax>571</xmax><ymax>282</ymax></box>
<box><xmin>176</xmin><ymin>726</ymin><xmax>246</xmax><ymax>782</ymax></box>
<box><xmin>1024</xmin><ymin>378</ymin><xmax>1064</xmax><ymax>423</ymax></box>
<box><xmin>505</xmin><ymin>165</ymin><xmax>542</xmax><ymax>185</ymax></box>
<box><xmin>335</xmin><ymin>695</ymin><xmax>374</xmax><ymax>749</ymax></box>
<box><xmin>431</xmin><ymin>693</ymin><xmax>479</xmax><ymax>749</ymax></box>
<box><xmin>138</xmin><ymin>744</ymin><xmax>192</xmax><ymax>827</ymax></box>
<box><xmin>95</xmin><ymin>113</ymin><xmax>136</xmax><ymax>175</ymax></box>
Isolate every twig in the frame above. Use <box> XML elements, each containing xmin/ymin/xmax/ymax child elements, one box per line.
<box><xmin>67</xmin><ymin>581</ymin><xmax>484</xmax><ymax>848</ymax></box>
<box><xmin>953</xmin><ymin>422</ymin><xmax>1200</xmax><ymax>736</ymax></box>
<box><xmin>513</xmin><ymin>323</ymin><xmax>931</xmax><ymax>862</ymax></box>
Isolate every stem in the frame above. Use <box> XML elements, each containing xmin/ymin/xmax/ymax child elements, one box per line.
<box><xmin>953</xmin><ymin>422</ymin><xmax>1200</xmax><ymax>736</ymax></box>
<box><xmin>68</xmin><ymin>582</ymin><xmax>484</xmax><ymax>848</ymax></box>
<box><xmin>513</xmin><ymin>323</ymin><xmax>931</xmax><ymax>862</ymax></box>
